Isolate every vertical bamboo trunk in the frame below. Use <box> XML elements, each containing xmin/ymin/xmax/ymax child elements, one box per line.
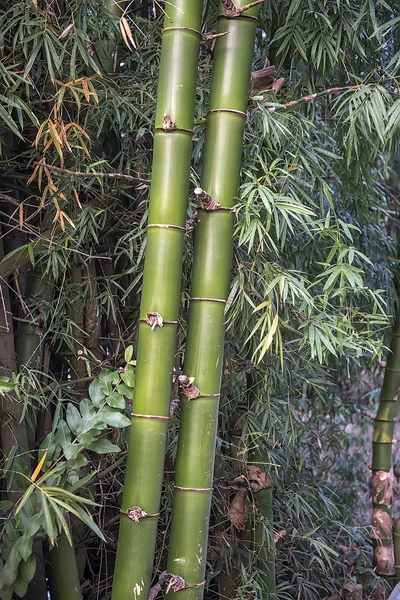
<box><xmin>111</xmin><ymin>3</ymin><xmax>203</xmax><ymax>598</ymax></box>
<box><xmin>394</xmin><ymin>520</ymin><xmax>400</xmax><ymax>584</ymax></box>
<box><xmin>166</xmin><ymin>4</ymin><xmax>260</xmax><ymax>598</ymax></box>
<box><xmin>371</xmin><ymin>306</ymin><xmax>400</xmax><ymax>579</ymax></box>
<box><xmin>0</xmin><ymin>235</ymin><xmax>30</xmax><ymax>501</ymax></box>
<box><xmin>247</xmin><ymin>374</ymin><xmax>276</xmax><ymax>594</ymax></box>
<box><xmin>47</xmin><ymin>532</ymin><xmax>82</xmax><ymax>600</ymax></box>
<box><xmin>14</xmin><ymin>265</ymin><xmax>50</xmax><ymax>600</ymax></box>
<box><xmin>250</xmin><ymin>469</ymin><xmax>275</xmax><ymax>593</ymax></box>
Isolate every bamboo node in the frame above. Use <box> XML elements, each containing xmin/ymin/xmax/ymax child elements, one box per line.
<box><xmin>178</xmin><ymin>374</ymin><xmax>200</xmax><ymax>400</ymax></box>
<box><xmin>121</xmin><ymin>506</ymin><xmax>160</xmax><ymax>522</ymax></box>
<box><xmin>131</xmin><ymin>412</ymin><xmax>171</xmax><ymax>421</ymax></box>
<box><xmin>162</xmin><ymin>26</ymin><xmax>202</xmax><ymax>38</ymax></box>
<box><xmin>202</xmin><ymin>31</ymin><xmax>229</xmax><ymax>44</ymax></box>
<box><xmin>175</xmin><ymin>485</ymin><xmax>214</xmax><ymax>492</ymax></box>
<box><xmin>147</xmin><ymin>223</ymin><xmax>186</xmax><ymax>232</ymax></box>
<box><xmin>194</xmin><ymin>187</ymin><xmax>220</xmax><ymax>211</ymax></box>
<box><xmin>222</xmin><ymin>0</ymin><xmax>264</xmax><ymax>18</ymax></box>
<box><xmin>161</xmin><ymin>113</ymin><xmax>176</xmax><ymax>131</ymax></box>
<box><xmin>362</xmin><ymin>410</ymin><xmax>376</xmax><ymax>420</ymax></box>
<box><xmin>208</xmin><ymin>108</ymin><xmax>247</xmax><ymax>120</ymax></box>
<box><xmin>191</xmin><ymin>297</ymin><xmax>227</xmax><ymax>304</ymax></box>
<box><xmin>146</xmin><ymin>312</ymin><xmax>164</xmax><ymax>330</ymax></box>
<box><xmin>165</xmin><ymin>574</ymin><xmax>186</xmax><ymax>594</ymax></box>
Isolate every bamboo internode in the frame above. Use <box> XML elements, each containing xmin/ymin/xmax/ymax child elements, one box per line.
<box><xmin>111</xmin><ymin>2</ymin><xmax>203</xmax><ymax>598</ymax></box>
<box><xmin>165</xmin><ymin>2</ymin><xmax>261</xmax><ymax>598</ymax></box>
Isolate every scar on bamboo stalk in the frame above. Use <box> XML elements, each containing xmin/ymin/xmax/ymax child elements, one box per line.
<box><xmin>120</xmin><ymin>506</ymin><xmax>159</xmax><ymax>522</ymax></box>
<box><xmin>222</xmin><ymin>0</ymin><xmax>265</xmax><ymax>18</ymax></box>
<box><xmin>178</xmin><ymin>374</ymin><xmax>200</xmax><ymax>400</ymax></box>
<box><xmin>194</xmin><ymin>187</ymin><xmax>220</xmax><ymax>211</ymax></box>
<box><xmin>161</xmin><ymin>113</ymin><xmax>176</xmax><ymax>131</ymax></box>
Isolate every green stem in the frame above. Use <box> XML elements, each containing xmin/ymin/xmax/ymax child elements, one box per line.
<box><xmin>111</xmin><ymin>2</ymin><xmax>203</xmax><ymax>599</ymax></box>
<box><xmin>371</xmin><ymin>306</ymin><xmax>400</xmax><ymax>578</ymax></box>
<box><xmin>47</xmin><ymin>532</ymin><xmax>82</xmax><ymax>600</ymax></box>
<box><xmin>394</xmin><ymin>520</ymin><xmax>400</xmax><ymax>584</ymax></box>
<box><xmin>166</xmin><ymin>4</ymin><xmax>259</xmax><ymax>599</ymax></box>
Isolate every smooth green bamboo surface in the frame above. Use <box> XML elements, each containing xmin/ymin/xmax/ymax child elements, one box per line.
<box><xmin>166</xmin><ymin>5</ymin><xmax>259</xmax><ymax>600</ymax></box>
<box><xmin>112</xmin><ymin>3</ymin><xmax>203</xmax><ymax>599</ymax></box>
<box><xmin>47</xmin><ymin>532</ymin><xmax>82</xmax><ymax>600</ymax></box>
<box><xmin>252</xmin><ymin>483</ymin><xmax>276</xmax><ymax>592</ymax></box>
<box><xmin>372</xmin><ymin>307</ymin><xmax>400</xmax><ymax>576</ymax></box>
<box><xmin>394</xmin><ymin>520</ymin><xmax>400</xmax><ymax>584</ymax></box>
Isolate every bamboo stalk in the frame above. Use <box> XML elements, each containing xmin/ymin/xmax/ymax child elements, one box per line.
<box><xmin>47</xmin><ymin>532</ymin><xmax>82</xmax><ymax>600</ymax></box>
<box><xmin>394</xmin><ymin>520</ymin><xmax>400</xmax><ymax>584</ymax></box>
<box><xmin>111</xmin><ymin>2</ymin><xmax>203</xmax><ymax>598</ymax></box>
<box><xmin>371</xmin><ymin>307</ymin><xmax>400</xmax><ymax>578</ymax></box>
<box><xmin>166</xmin><ymin>3</ymin><xmax>260</xmax><ymax>599</ymax></box>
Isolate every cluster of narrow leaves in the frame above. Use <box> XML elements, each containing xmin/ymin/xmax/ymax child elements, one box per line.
<box><xmin>0</xmin><ymin>357</ymin><xmax>134</xmax><ymax>599</ymax></box>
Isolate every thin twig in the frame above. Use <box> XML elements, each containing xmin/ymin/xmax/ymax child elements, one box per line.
<box><xmin>33</xmin><ymin>162</ymin><xmax>147</xmax><ymax>182</ymax></box>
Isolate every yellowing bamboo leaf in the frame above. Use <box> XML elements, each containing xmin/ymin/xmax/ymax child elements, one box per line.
<box><xmin>34</xmin><ymin>120</ymin><xmax>48</xmax><ymax>148</ymax></box>
<box><xmin>37</xmin><ymin>164</ymin><xmax>43</xmax><ymax>190</ymax></box>
<box><xmin>256</xmin><ymin>312</ymin><xmax>279</xmax><ymax>363</ymax></box>
<box><xmin>72</xmin><ymin>187</ymin><xmax>82</xmax><ymax>209</ymax></box>
<box><xmin>78</xmin><ymin>136</ymin><xmax>91</xmax><ymax>157</ymax></box>
<box><xmin>87</xmin><ymin>80</ymin><xmax>99</xmax><ymax>104</ymax></box>
<box><xmin>59</xmin><ymin>23</ymin><xmax>74</xmax><ymax>40</ymax></box>
<box><xmin>69</xmin><ymin>122</ymin><xmax>90</xmax><ymax>139</ymax></box>
<box><xmin>48</xmin><ymin>120</ymin><xmax>62</xmax><ymax>146</ymax></box>
<box><xmin>120</xmin><ymin>16</ymin><xmax>136</xmax><ymax>51</ymax></box>
<box><xmin>31</xmin><ymin>451</ymin><xmax>48</xmax><ymax>482</ymax></box>
<box><xmin>19</xmin><ymin>203</ymin><xmax>23</xmax><ymax>230</ymax></box>
<box><xmin>27</xmin><ymin>163</ymin><xmax>40</xmax><ymax>185</ymax></box>
<box><xmin>81</xmin><ymin>79</ymin><xmax>90</xmax><ymax>102</ymax></box>
<box><xmin>60</xmin><ymin>211</ymin><xmax>76</xmax><ymax>229</ymax></box>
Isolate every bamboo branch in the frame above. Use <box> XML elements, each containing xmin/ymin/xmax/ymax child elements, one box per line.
<box><xmin>33</xmin><ymin>162</ymin><xmax>148</xmax><ymax>182</ymax></box>
<box><xmin>264</xmin><ymin>85</ymin><xmax>361</xmax><ymax>112</ymax></box>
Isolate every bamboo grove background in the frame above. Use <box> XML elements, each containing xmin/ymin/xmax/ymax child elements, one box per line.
<box><xmin>0</xmin><ymin>0</ymin><xmax>400</xmax><ymax>599</ymax></box>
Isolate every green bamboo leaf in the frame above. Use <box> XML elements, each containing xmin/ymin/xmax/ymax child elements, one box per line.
<box><xmin>41</xmin><ymin>492</ymin><xmax>57</xmax><ymax>543</ymax></box>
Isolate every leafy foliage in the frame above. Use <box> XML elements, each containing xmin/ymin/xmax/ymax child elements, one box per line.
<box><xmin>0</xmin><ymin>0</ymin><xmax>399</xmax><ymax>598</ymax></box>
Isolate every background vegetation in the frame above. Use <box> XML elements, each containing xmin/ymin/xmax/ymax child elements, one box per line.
<box><xmin>0</xmin><ymin>0</ymin><xmax>400</xmax><ymax>599</ymax></box>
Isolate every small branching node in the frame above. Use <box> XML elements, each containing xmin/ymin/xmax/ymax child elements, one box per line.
<box><xmin>194</xmin><ymin>187</ymin><xmax>220</xmax><ymax>211</ymax></box>
<box><xmin>146</xmin><ymin>312</ymin><xmax>164</xmax><ymax>330</ymax></box>
<box><xmin>222</xmin><ymin>0</ymin><xmax>265</xmax><ymax>17</ymax></box>
<box><xmin>362</xmin><ymin>410</ymin><xmax>376</xmax><ymax>420</ymax></box>
<box><xmin>161</xmin><ymin>113</ymin><xmax>176</xmax><ymax>131</ymax></box>
<box><xmin>201</xmin><ymin>31</ymin><xmax>229</xmax><ymax>44</ymax></box>
<box><xmin>126</xmin><ymin>506</ymin><xmax>148</xmax><ymax>522</ymax></box>
<box><xmin>165</xmin><ymin>574</ymin><xmax>186</xmax><ymax>594</ymax></box>
<box><xmin>178</xmin><ymin>374</ymin><xmax>200</xmax><ymax>400</ymax></box>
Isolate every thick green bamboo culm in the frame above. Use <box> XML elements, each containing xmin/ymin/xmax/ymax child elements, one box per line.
<box><xmin>371</xmin><ymin>305</ymin><xmax>400</xmax><ymax>578</ymax></box>
<box><xmin>394</xmin><ymin>520</ymin><xmax>400</xmax><ymax>584</ymax></box>
<box><xmin>251</xmin><ymin>475</ymin><xmax>276</xmax><ymax>593</ymax></box>
<box><xmin>111</xmin><ymin>3</ymin><xmax>203</xmax><ymax>599</ymax></box>
<box><xmin>166</xmin><ymin>4</ymin><xmax>260</xmax><ymax>599</ymax></box>
<box><xmin>47</xmin><ymin>532</ymin><xmax>82</xmax><ymax>600</ymax></box>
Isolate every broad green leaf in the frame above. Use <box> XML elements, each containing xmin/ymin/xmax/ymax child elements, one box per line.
<box><xmin>87</xmin><ymin>438</ymin><xmax>121</xmax><ymax>454</ymax></box>
<box><xmin>88</xmin><ymin>379</ymin><xmax>106</xmax><ymax>407</ymax></box>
